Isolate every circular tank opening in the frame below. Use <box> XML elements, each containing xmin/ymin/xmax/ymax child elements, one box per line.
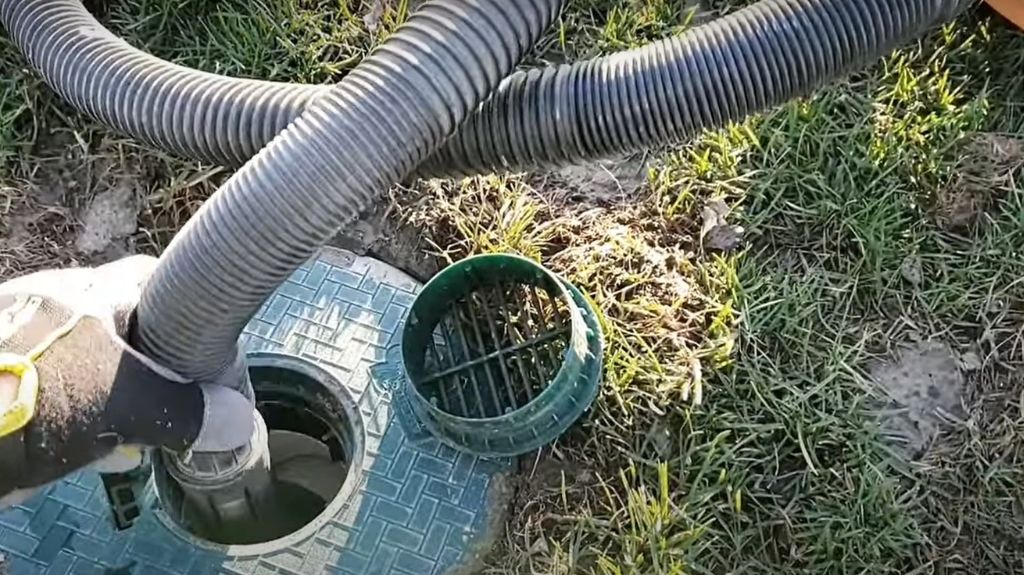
<box><xmin>153</xmin><ymin>355</ymin><xmax>363</xmax><ymax>549</ymax></box>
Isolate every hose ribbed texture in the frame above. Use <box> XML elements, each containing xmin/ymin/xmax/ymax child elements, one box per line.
<box><xmin>133</xmin><ymin>0</ymin><xmax>562</xmax><ymax>381</ymax></box>
<box><xmin>420</xmin><ymin>0</ymin><xmax>966</xmax><ymax>177</ymax></box>
<box><xmin>0</xmin><ymin>0</ymin><xmax>324</xmax><ymax>167</ymax></box>
<box><xmin>1</xmin><ymin>0</ymin><xmax>964</xmax><ymax>176</ymax></box>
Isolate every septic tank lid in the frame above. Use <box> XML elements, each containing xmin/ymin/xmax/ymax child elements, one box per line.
<box><xmin>401</xmin><ymin>253</ymin><xmax>603</xmax><ymax>458</ymax></box>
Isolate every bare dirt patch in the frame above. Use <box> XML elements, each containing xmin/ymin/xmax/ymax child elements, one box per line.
<box><xmin>870</xmin><ymin>340</ymin><xmax>969</xmax><ymax>459</ymax></box>
<box><xmin>75</xmin><ymin>182</ymin><xmax>138</xmax><ymax>258</ymax></box>
<box><xmin>483</xmin><ymin>443</ymin><xmax>609</xmax><ymax>574</ymax></box>
<box><xmin>0</xmin><ymin>128</ymin><xmax>189</xmax><ymax>279</ymax></box>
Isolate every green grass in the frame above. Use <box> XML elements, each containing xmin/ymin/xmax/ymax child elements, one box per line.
<box><xmin>403</xmin><ymin>6</ymin><xmax>1024</xmax><ymax>574</ymax></box>
<box><xmin>2</xmin><ymin>1</ymin><xmax>1023</xmax><ymax>573</ymax></box>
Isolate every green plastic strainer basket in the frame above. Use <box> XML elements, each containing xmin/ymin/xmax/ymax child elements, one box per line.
<box><xmin>401</xmin><ymin>254</ymin><xmax>603</xmax><ymax>458</ymax></box>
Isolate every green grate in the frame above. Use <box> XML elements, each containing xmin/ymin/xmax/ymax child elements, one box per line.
<box><xmin>421</xmin><ymin>280</ymin><xmax>571</xmax><ymax>418</ymax></box>
<box><xmin>402</xmin><ymin>254</ymin><xmax>603</xmax><ymax>458</ymax></box>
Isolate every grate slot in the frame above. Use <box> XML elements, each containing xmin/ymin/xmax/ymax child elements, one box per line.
<box><xmin>478</xmin><ymin>285</ymin><xmax>519</xmax><ymax>412</ymax></box>
<box><xmin>425</xmin><ymin>334</ymin><xmax>452</xmax><ymax>412</ymax></box>
<box><xmin>528</xmin><ymin>284</ymin><xmax>563</xmax><ymax>381</ymax></box>
<box><xmin>451</xmin><ymin>308</ymin><xmax>488</xmax><ymax>418</ymax></box>
<box><xmin>515</xmin><ymin>283</ymin><xmax>550</xmax><ymax>403</ymax></box>
<box><xmin>496</xmin><ymin>282</ymin><xmax>536</xmax><ymax>405</ymax></box>
<box><xmin>437</xmin><ymin>317</ymin><xmax>472</xmax><ymax>416</ymax></box>
<box><xmin>461</xmin><ymin>295</ymin><xmax>504</xmax><ymax>418</ymax></box>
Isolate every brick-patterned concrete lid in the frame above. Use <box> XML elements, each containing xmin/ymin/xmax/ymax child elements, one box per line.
<box><xmin>0</xmin><ymin>248</ymin><xmax>513</xmax><ymax>575</ymax></box>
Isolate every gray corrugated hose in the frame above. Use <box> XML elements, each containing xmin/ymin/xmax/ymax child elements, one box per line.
<box><xmin>421</xmin><ymin>0</ymin><xmax>968</xmax><ymax>177</ymax></box>
<box><xmin>131</xmin><ymin>0</ymin><xmax>563</xmax><ymax>383</ymax></box>
<box><xmin>0</xmin><ymin>0</ymin><xmax>321</xmax><ymax>168</ymax></box>
<box><xmin>1</xmin><ymin>0</ymin><xmax>966</xmax><ymax>176</ymax></box>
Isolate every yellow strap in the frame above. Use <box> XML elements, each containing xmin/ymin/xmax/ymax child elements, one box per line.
<box><xmin>0</xmin><ymin>353</ymin><xmax>39</xmax><ymax>438</ymax></box>
<box><xmin>0</xmin><ymin>304</ymin><xmax>83</xmax><ymax>439</ymax></box>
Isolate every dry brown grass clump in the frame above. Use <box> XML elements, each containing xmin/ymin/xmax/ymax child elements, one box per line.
<box><xmin>935</xmin><ymin>134</ymin><xmax>1023</xmax><ymax>230</ymax></box>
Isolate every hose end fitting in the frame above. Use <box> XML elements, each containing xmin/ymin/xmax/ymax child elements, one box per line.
<box><xmin>163</xmin><ymin>409</ymin><xmax>276</xmax><ymax>541</ymax></box>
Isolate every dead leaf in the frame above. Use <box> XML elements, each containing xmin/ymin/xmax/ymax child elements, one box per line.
<box><xmin>701</xmin><ymin>200</ymin><xmax>743</xmax><ymax>252</ymax></box>
<box><xmin>704</xmin><ymin>224</ymin><xmax>745</xmax><ymax>252</ymax></box>
<box><xmin>700</xmin><ymin>201</ymin><xmax>728</xmax><ymax>238</ymax></box>
<box><xmin>647</xmin><ymin>419</ymin><xmax>673</xmax><ymax>457</ymax></box>
<box><xmin>707</xmin><ymin>199</ymin><xmax>730</xmax><ymax>218</ymax></box>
